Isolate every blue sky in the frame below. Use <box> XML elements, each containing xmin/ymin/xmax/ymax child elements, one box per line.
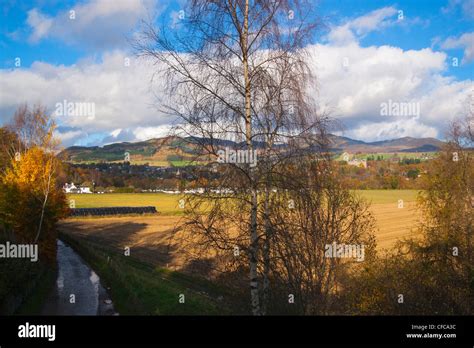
<box><xmin>318</xmin><ymin>0</ymin><xmax>473</xmax><ymax>78</ymax></box>
<box><xmin>0</xmin><ymin>0</ymin><xmax>473</xmax><ymax>146</ymax></box>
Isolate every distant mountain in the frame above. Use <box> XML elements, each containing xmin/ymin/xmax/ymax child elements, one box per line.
<box><xmin>58</xmin><ymin>135</ymin><xmax>444</xmax><ymax>165</ymax></box>
<box><xmin>329</xmin><ymin>136</ymin><xmax>444</xmax><ymax>153</ymax></box>
<box><xmin>399</xmin><ymin>144</ymin><xmax>441</xmax><ymax>153</ymax></box>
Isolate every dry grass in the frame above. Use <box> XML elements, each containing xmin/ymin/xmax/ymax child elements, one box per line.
<box><xmin>58</xmin><ymin>201</ymin><xmax>423</xmax><ymax>272</ymax></box>
<box><xmin>370</xmin><ymin>201</ymin><xmax>422</xmax><ymax>249</ymax></box>
<box><xmin>60</xmin><ymin>190</ymin><xmax>424</xmax><ymax>274</ymax></box>
<box><xmin>58</xmin><ymin>215</ymin><xmax>187</xmax><ymax>268</ymax></box>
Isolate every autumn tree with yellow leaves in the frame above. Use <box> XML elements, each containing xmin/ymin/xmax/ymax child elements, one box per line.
<box><xmin>0</xmin><ymin>104</ymin><xmax>67</xmax><ymax>264</ymax></box>
<box><xmin>339</xmin><ymin>113</ymin><xmax>473</xmax><ymax>315</ymax></box>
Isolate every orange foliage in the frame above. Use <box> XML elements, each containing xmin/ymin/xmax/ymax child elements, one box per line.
<box><xmin>0</xmin><ymin>147</ymin><xmax>67</xmax><ymax>264</ymax></box>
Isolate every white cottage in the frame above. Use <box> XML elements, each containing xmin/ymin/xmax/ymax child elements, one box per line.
<box><xmin>63</xmin><ymin>183</ymin><xmax>92</xmax><ymax>194</ymax></box>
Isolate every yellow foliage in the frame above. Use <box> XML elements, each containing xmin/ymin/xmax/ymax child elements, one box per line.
<box><xmin>0</xmin><ymin>147</ymin><xmax>67</xmax><ymax>264</ymax></box>
<box><xmin>3</xmin><ymin>147</ymin><xmax>54</xmax><ymax>187</ymax></box>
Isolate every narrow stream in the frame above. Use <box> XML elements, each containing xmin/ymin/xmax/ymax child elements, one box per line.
<box><xmin>41</xmin><ymin>240</ymin><xmax>117</xmax><ymax>315</ymax></box>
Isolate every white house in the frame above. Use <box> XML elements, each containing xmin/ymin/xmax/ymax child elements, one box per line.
<box><xmin>79</xmin><ymin>186</ymin><xmax>92</xmax><ymax>194</ymax></box>
<box><xmin>63</xmin><ymin>183</ymin><xmax>77</xmax><ymax>193</ymax></box>
<box><xmin>63</xmin><ymin>183</ymin><xmax>92</xmax><ymax>194</ymax></box>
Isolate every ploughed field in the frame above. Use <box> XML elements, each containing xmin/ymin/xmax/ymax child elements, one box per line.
<box><xmin>357</xmin><ymin>190</ymin><xmax>422</xmax><ymax>249</ymax></box>
<box><xmin>62</xmin><ymin>190</ymin><xmax>422</xmax><ymax>266</ymax></box>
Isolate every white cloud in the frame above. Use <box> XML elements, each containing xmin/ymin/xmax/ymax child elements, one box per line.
<box><xmin>442</xmin><ymin>0</ymin><xmax>474</xmax><ymax>19</ymax></box>
<box><xmin>441</xmin><ymin>32</ymin><xmax>474</xmax><ymax>64</ymax></box>
<box><xmin>325</xmin><ymin>6</ymin><xmax>429</xmax><ymax>46</ymax></box>
<box><xmin>26</xmin><ymin>0</ymin><xmax>160</xmax><ymax>48</ymax></box>
<box><xmin>326</xmin><ymin>6</ymin><xmax>398</xmax><ymax>45</ymax></box>
<box><xmin>350</xmin><ymin>6</ymin><xmax>398</xmax><ymax>36</ymax></box>
<box><xmin>133</xmin><ymin>125</ymin><xmax>173</xmax><ymax>141</ymax></box>
<box><xmin>26</xmin><ymin>8</ymin><xmax>53</xmax><ymax>43</ymax></box>
<box><xmin>311</xmin><ymin>39</ymin><xmax>473</xmax><ymax>141</ymax></box>
<box><xmin>2</xmin><ymin>41</ymin><xmax>472</xmax><ymax>145</ymax></box>
<box><xmin>463</xmin><ymin>0</ymin><xmax>474</xmax><ymax>18</ymax></box>
<box><xmin>110</xmin><ymin>129</ymin><xmax>123</xmax><ymax>138</ymax></box>
<box><xmin>0</xmin><ymin>51</ymin><xmax>171</xmax><ymax>146</ymax></box>
<box><xmin>2</xmin><ymin>6</ymin><xmax>473</xmax><ymax>145</ymax></box>
<box><xmin>345</xmin><ymin>118</ymin><xmax>438</xmax><ymax>141</ymax></box>
<box><xmin>54</xmin><ymin>129</ymin><xmax>84</xmax><ymax>144</ymax></box>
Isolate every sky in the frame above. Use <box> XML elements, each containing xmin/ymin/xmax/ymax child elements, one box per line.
<box><xmin>0</xmin><ymin>0</ymin><xmax>473</xmax><ymax>147</ymax></box>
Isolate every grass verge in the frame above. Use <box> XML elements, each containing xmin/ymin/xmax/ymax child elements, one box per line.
<box><xmin>0</xmin><ymin>230</ymin><xmax>57</xmax><ymax>315</ymax></box>
<box><xmin>16</xmin><ymin>267</ymin><xmax>57</xmax><ymax>315</ymax></box>
<box><xmin>59</xmin><ymin>232</ymin><xmax>230</xmax><ymax>315</ymax></box>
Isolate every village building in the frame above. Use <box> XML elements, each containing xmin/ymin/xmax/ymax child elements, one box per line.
<box><xmin>63</xmin><ymin>183</ymin><xmax>92</xmax><ymax>194</ymax></box>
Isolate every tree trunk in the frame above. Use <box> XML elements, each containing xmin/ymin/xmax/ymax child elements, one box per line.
<box><xmin>262</xmin><ymin>183</ymin><xmax>271</xmax><ymax>315</ymax></box>
<box><xmin>34</xmin><ymin>161</ymin><xmax>52</xmax><ymax>243</ymax></box>
<box><xmin>242</xmin><ymin>0</ymin><xmax>261</xmax><ymax>316</ymax></box>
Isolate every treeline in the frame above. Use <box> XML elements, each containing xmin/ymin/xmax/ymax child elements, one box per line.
<box><xmin>59</xmin><ymin>162</ymin><xmax>218</xmax><ymax>192</ymax></box>
<box><xmin>62</xmin><ymin>158</ymin><xmax>430</xmax><ymax>192</ymax></box>
<box><xmin>339</xmin><ymin>160</ymin><xmax>430</xmax><ymax>189</ymax></box>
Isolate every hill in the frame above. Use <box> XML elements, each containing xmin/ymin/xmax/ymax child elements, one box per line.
<box><xmin>58</xmin><ymin>135</ymin><xmax>444</xmax><ymax>166</ymax></box>
<box><xmin>328</xmin><ymin>135</ymin><xmax>444</xmax><ymax>153</ymax></box>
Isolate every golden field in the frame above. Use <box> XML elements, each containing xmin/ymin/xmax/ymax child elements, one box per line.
<box><xmin>61</xmin><ymin>190</ymin><xmax>423</xmax><ymax>267</ymax></box>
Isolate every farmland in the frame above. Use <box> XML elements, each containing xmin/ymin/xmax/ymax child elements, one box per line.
<box><xmin>65</xmin><ymin>190</ymin><xmax>422</xmax><ymax>251</ymax></box>
<box><xmin>58</xmin><ymin>189</ymin><xmax>423</xmax><ymax>315</ymax></box>
<box><xmin>68</xmin><ymin>190</ymin><xmax>420</xmax><ymax>209</ymax></box>
<box><xmin>68</xmin><ymin>193</ymin><xmax>185</xmax><ymax>216</ymax></box>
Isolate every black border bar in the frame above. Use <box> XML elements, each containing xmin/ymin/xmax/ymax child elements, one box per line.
<box><xmin>0</xmin><ymin>315</ymin><xmax>473</xmax><ymax>346</ymax></box>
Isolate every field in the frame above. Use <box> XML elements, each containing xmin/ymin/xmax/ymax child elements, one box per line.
<box><xmin>59</xmin><ymin>190</ymin><xmax>423</xmax><ymax>315</ymax></box>
<box><xmin>59</xmin><ymin>189</ymin><xmax>421</xmax><ymax>315</ymax></box>
<box><xmin>355</xmin><ymin>189</ymin><xmax>419</xmax><ymax>204</ymax></box>
<box><xmin>65</xmin><ymin>190</ymin><xmax>422</xmax><ymax>251</ymax></box>
<box><xmin>68</xmin><ymin>190</ymin><xmax>420</xmax><ymax>209</ymax></box>
<box><xmin>357</xmin><ymin>190</ymin><xmax>422</xmax><ymax>249</ymax></box>
<box><xmin>68</xmin><ymin>193</ymin><xmax>185</xmax><ymax>215</ymax></box>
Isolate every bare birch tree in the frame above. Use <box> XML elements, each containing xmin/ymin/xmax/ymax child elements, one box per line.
<box><xmin>137</xmin><ymin>0</ymin><xmax>325</xmax><ymax>315</ymax></box>
<box><xmin>137</xmin><ymin>0</ymin><xmax>376</xmax><ymax>315</ymax></box>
